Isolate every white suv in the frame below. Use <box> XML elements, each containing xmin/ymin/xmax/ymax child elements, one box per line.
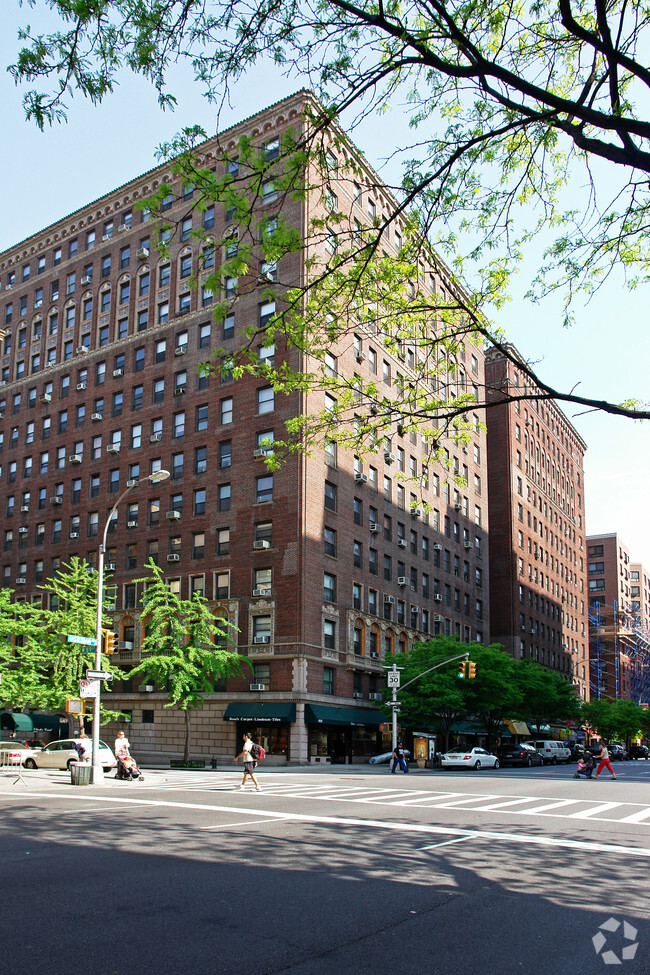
<box><xmin>23</xmin><ymin>739</ymin><xmax>117</xmax><ymax>771</ymax></box>
<box><xmin>530</xmin><ymin>740</ymin><xmax>571</xmax><ymax>764</ymax></box>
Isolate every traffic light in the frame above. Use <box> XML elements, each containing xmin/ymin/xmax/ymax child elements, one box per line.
<box><xmin>103</xmin><ymin>629</ymin><xmax>116</xmax><ymax>655</ymax></box>
<box><xmin>458</xmin><ymin>661</ymin><xmax>467</xmax><ymax>678</ymax></box>
<box><xmin>468</xmin><ymin>661</ymin><xmax>477</xmax><ymax>679</ymax></box>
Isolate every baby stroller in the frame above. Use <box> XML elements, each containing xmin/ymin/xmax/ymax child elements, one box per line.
<box><xmin>573</xmin><ymin>754</ymin><xmax>594</xmax><ymax>779</ymax></box>
<box><xmin>116</xmin><ymin>754</ymin><xmax>144</xmax><ymax>781</ymax></box>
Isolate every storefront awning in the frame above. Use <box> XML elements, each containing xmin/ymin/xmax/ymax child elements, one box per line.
<box><xmin>1</xmin><ymin>712</ymin><xmax>68</xmax><ymax>732</ymax></box>
<box><xmin>505</xmin><ymin>720</ymin><xmax>530</xmax><ymax>736</ymax></box>
<box><xmin>223</xmin><ymin>703</ymin><xmax>296</xmax><ymax>723</ymax></box>
<box><xmin>304</xmin><ymin>704</ymin><xmax>383</xmax><ymax>727</ymax></box>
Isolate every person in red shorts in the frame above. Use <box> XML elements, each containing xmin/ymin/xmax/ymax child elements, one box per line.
<box><xmin>594</xmin><ymin>741</ymin><xmax>617</xmax><ymax>779</ymax></box>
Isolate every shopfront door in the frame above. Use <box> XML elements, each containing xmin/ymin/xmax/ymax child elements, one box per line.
<box><xmin>328</xmin><ymin>729</ymin><xmax>349</xmax><ymax>764</ymax></box>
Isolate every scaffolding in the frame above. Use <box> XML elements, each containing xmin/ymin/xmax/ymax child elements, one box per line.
<box><xmin>589</xmin><ymin>600</ymin><xmax>650</xmax><ymax>702</ymax></box>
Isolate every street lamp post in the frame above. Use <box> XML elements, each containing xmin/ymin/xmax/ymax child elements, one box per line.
<box><xmin>90</xmin><ymin>469</ymin><xmax>170</xmax><ymax>785</ymax></box>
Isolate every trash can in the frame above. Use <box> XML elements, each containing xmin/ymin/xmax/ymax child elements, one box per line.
<box><xmin>70</xmin><ymin>762</ymin><xmax>92</xmax><ymax>786</ymax></box>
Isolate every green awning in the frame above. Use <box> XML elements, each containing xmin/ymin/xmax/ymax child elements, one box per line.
<box><xmin>304</xmin><ymin>704</ymin><xmax>383</xmax><ymax>727</ymax></box>
<box><xmin>1</xmin><ymin>713</ymin><xmax>68</xmax><ymax>732</ymax></box>
<box><xmin>450</xmin><ymin>721</ymin><xmax>486</xmax><ymax>734</ymax></box>
<box><xmin>223</xmin><ymin>703</ymin><xmax>296</xmax><ymax>723</ymax></box>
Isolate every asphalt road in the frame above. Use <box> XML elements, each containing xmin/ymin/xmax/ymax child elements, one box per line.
<box><xmin>2</xmin><ymin>761</ymin><xmax>649</xmax><ymax>975</ymax></box>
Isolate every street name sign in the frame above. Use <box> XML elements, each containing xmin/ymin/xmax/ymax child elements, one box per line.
<box><xmin>67</xmin><ymin>634</ymin><xmax>97</xmax><ymax>646</ymax></box>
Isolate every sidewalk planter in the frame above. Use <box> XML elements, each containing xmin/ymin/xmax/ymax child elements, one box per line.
<box><xmin>70</xmin><ymin>762</ymin><xmax>92</xmax><ymax>786</ymax></box>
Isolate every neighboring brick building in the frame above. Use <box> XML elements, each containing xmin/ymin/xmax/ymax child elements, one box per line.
<box><xmin>485</xmin><ymin>345</ymin><xmax>589</xmax><ymax>700</ymax></box>
<box><xmin>587</xmin><ymin>534</ymin><xmax>650</xmax><ymax>703</ymax></box>
<box><xmin>0</xmin><ymin>92</ymin><xmax>489</xmax><ymax>763</ymax></box>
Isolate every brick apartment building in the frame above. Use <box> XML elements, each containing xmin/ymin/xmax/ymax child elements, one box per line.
<box><xmin>587</xmin><ymin>533</ymin><xmax>650</xmax><ymax>703</ymax></box>
<box><xmin>485</xmin><ymin>345</ymin><xmax>589</xmax><ymax>700</ymax></box>
<box><xmin>0</xmin><ymin>92</ymin><xmax>490</xmax><ymax>763</ymax></box>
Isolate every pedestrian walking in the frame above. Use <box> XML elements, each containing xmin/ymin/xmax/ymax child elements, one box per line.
<box><xmin>235</xmin><ymin>732</ymin><xmax>262</xmax><ymax>791</ymax></box>
<box><xmin>593</xmin><ymin>741</ymin><xmax>617</xmax><ymax>780</ymax></box>
<box><xmin>391</xmin><ymin>742</ymin><xmax>408</xmax><ymax>774</ymax></box>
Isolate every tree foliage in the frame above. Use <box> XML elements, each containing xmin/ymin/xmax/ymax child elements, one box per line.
<box><xmin>8</xmin><ymin>0</ymin><xmax>650</xmax><ymax>425</ymax></box>
<box><xmin>130</xmin><ymin>558</ymin><xmax>249</xmax><ymax>759</ymax></box>
<box><xmin>582</xmin><ymin>697</ymin><xmax>648</xmax><ymax>742</ymax></box>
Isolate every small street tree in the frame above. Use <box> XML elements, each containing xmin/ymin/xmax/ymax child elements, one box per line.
<box><xmin>0</xmin><ymin>588</ymin><xmax>45</xmax><ymax>710</ymax></box>
<box><xmin>462</xmin><ymin>645</ymin><xmax>524</xmax><ymax>750</ymax></box>
<box><xmin>514</xmin><ymin>660</ymin><xmax>581</xmax><ymax>735</ymax></box>
<box><xmin>130</xmin><ymin>559</ymin><xmax>249</xmax><ymax>761</ymax></box>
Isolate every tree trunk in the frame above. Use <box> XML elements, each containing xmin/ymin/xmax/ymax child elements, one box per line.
<box><xmin>183</xmin><ymin>710</ymin><xmax>191</xmax><ymax>762</ymax></box>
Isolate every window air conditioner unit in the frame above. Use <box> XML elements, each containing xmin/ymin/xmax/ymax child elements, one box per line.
<box><xmin>76</xmin><ymin>347</ymin><xmax>87</xmax><ymax>354</ymax></box>
<box><xmin>370</xmin><ymin>651</ymin><xmax>379</xmax><ymax>659</ymax></box>
<box><xmin>69</xmin><ymin>532</ymin><xmax>79</xmax><ymax>539</ymax></box>
<box><xmin>127</xmin><ymin>520</ymin><xmax>137</xmax><ymax>528</ymax></box>
<box><xmin>454</xmin><ymin>503</ymin><xmax>463</xmax><ymax>512</ymax></box>
<box><xmin>462</xmin><ymin>446</ymin><xmax>468</xmax><ymax>454</ymax></box>
<box><xmin>50</xmin><ymin>496</ymin><xmax>62</xmax><ymax>505</ymax></box>
<box><xmin>369</xmin><ymin>522</ymin><xmax>380</xmax><ymax>533</ymax></box>
<box><xmin>166</xmin><ymin>510</ymin><xmax>181</xmax><ymax>521</ymax></box>
<box><xmin>250</xmin><ymin>683</ymin><xmax>267</xmax><ymax>691</ymax></box>
<box><xmin>434</xmin><ymin>594</ymin><xmax>443</xmax><ymax>602</ymax></box>
<box><xmin>369</xmin><ymin>692</ymin><xmax>383</xmax><ymax>701</ymax></box>
<box><xmin>91</xmin><ymin>413</ymin><xmax>103</xmax><ymax>422</ymax></box>
<box><xmin>113</xmin><ymin>368</ymin><xmax>124</xmax><ymax>377</ymax></box>
<box><xmin>253</xmin><ymin>635</ymin><xmax>271</xmax><ymax>644</ymax></box>
<box><xmin>354</xmin><ymin>472</ymin><xmax>368</xmax><ymax>483</ymax></box>
<box><xmin>433</xmin><ymin>614</ymin><xmax>443</xmax><ymax>622</ymax></box>
<box><xmin>15</xmin><ymin>578</ymin><xmax>26</xmax><ymax>585</ymax></box>
<box><xmin>5</xmin><ymin>284</ymin><xmax>13</xmax><ymax>290</ymax></box>
<box><xmin>253</xmin><ymin>588</ymin><xmax>271</xmax><ymax>597</ymax></box>
<box><xmin>174</xmin><ymin>387</ymin><xmax>186</xmax><ymax>396</ymax></box>
<box><xmin>119</xmin><ymin>641</ymin><xmax>134</xmax><ymax>651</ymax></box>
<box><xmin>384</xmin><ymin>452</ymin><xmax>395</xmax><ymax>464</ymax></box>
<box><xmin>80</xmin><ymin>276</ymin><xmax>92</xmax><ymax>286</ymax></box>
<box><xmin>353</xmin><ymin>691</ymin><xmax>363</xmax><ymax>699</ymax></box>
<box><xmin>253</xmin><ymin>540</ymin><xmax>270</xmax><ymax>550</ymax></box>
<box><xmin>398</xmin><ymin>539</ymin><xmax>407</xmax><ymax>548</ymax></box>
<box><xmin>107</xmin><ymin>445</ymin><xmax>120</xmax><ymax>454</ymax></box>
<box><xmin>370</xmin><ymin>403</ymin><xmax>379</xmax><ymax>415</ymax></box>
<box><xmin>150</xmin><ymin>433</ymin><xmax>162</xmax><ymax>443</ymax></box>
<box><xmin>18</xmin><ymin>527</ymin><xmax>29</xmax><ymax>534</ymax></box>
<box><xmin>410</xmin><ymin>509</ymin><xmax>421</xmax><ymax>518</ymax></box>
<box><xmin>397</xmin><ymin>577</ymin><xmax>409</xmax><ymax>586</ymax></box>
<box><xmin>69</xmin><ymin>454</ymin><xmax>82</xmax><ymax>464</ymax></box>
<box><xmin>20</xmin><ymin>505</ymin><xmax>29</xmax><ymax>513</ymax></box>
<box><xmin>40</xmin><ymin>393</ymin><xmax>51</xmax><ymax>403</ymax></box>
<box><xmin>384</xmin><ymin>595</ymin><xmax>395</xmax><ymax>604</ymax></box>
<box><xmin>76</xmin><ymin>382</ymin><xmax>86</xmax><ymax>391</ymax></box>
<box><xmin>433</xmin><ymin>544</ymin><xmax>443</xmax><ymax>551</ymax></box>
<box><xmin>355</xmin><ymin>351</ymin><xmax>366</xmax><ymax>362</ymax></box>
<box><xmin>167</xmin><ymin>554</ymin><xmax>180</xmax><ymax>562</ymax></box>
<box><xmin>126</xmin><ymin>479</ymin><xmax>138</xmax><ymax>488</ymax></box>
<box><xmin>137</xmin><ymin>247</ymin><xmax>149</xmax><ymax>260</ymax></box>
<box><xmin>253</xmin><ymin>447</ymin><xmax>272</xmax><ymax>458</ymax></box>
<box><xmin>174</xmin><ymin>347</ymin><xmax>187</xmax><ymax>356</ymax></box>
<box><xmin>411</xmin><ymin>606</ymin><xmax>420</xmax><ymax>614</ymax></box>
<box><xmin>118</xmin><ymin>224</ymin><xmax>129</xmax><ymax>232</ymax></box>
<box><xmin>464</xmin><ymin>541</ymin><xmax>473</xmax><ymax>549</ymax></box>
<box><xmin>106</xmin><ymin>562</ymin><xmax>116</xmax><ymax>571</ymax></box>
<box><xmin>102</xmin><ymin>233</ymin><xmax>112</xmax><ymax>241</ymax></box>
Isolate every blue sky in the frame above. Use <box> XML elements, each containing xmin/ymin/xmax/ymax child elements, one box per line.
<box><xmin>2</xmin><ymin>1</ymin><xmax>648</xmax><ymax>566</ymax></box>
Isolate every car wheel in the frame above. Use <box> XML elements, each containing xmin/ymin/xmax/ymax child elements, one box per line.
<box><xmin>474</xmin><ymin>760</ymin><xmax>481</xmax><ymax>770</ymax></box>
<box><xmin>552</xmin><ymin>757</ymin><xmax>558</xmax><ymax>765</ymax></box>
<box><xmin>527</xmin><ymin>757</ymin><xmax>533</xmax><ymax>767</ymax></box>
<box><xmin>24</xmin><ymin>758</ymin><xmax>37</xmax><ymax>770</ymax></box>
<box><xmin>493</xmin><ymin>759</ymin><xmax>500</xmax><ymax>770</ymax></box>
<box><xmin>67</xmin><ymin>759</ymin><xmax>76</xmax><ymax>770</ymax></box>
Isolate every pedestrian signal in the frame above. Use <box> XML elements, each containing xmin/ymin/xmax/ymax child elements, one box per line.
<box><xmin>458</xmin><ymin>661</ymin><xmax>467</xmax><ymax>678</ymax></box>
<box><xmin>103</xmin><ymin>629</ymin><xmax>116</xmax><ymax>655</ymax></box>
<box><xmin>468</xmin><ymin>661</ymin><xmax>477</xmax><ymax>679</ymax></box>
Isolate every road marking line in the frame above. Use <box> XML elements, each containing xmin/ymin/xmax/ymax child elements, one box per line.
<box><xmin>472</xmin><ymin>797</ymin><xmax>542</xmax><ymax>811</ymax></box>
<box><xmin>7</xmin><ymin>791</ymin><xmax>650</xmax><ymax>858</ymax></box>
<box><xmin>396</xmin><ymin>792</ymin><xmax>464</xmax><ymax>806</ymax></box>
<box><xmin>420</xmin><ymin>837</ymin><xmax>475</xmax><ymax>850</ymax></box>
<box><xmin>200</xmin><ymin>818</ymin><xmax>283</xmax><ymax>830</ymax></box>
<box><xmin>424</xmin><ymin>795</ymin><xmax>494</xmax><ymax>808</ymax></box>
<box><xmin>568</xmin><ymin>802</ymin><xmax>622</xmax><ymax>819</ymax></box>
<box><xmin>618</xmin><ymin>807</ymin><xmax>650</xmax><ymax>823</ymax></box>
<box><xmin>519</xmin><ymin>799</ymin><xmax>578</xmax><ymax>814</ymax></box>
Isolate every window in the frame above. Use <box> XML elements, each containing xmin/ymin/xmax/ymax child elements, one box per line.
<box><xmin>153</xmin><ymin>379</ymin><xmax>164</xmax><ymax>404</ymax></box>
<box><xmin>256</xmin><ymin>475</ymin><xmax>273</xmax><ymax>503</ymax></box>
<box><xmin>217</xmin><ymin>485</ymin><xmax>229</xmax><ymax>512</ymax></box>
<box><xmin>217</xmin><ymin>527</ymin><xmax>230</xmax><ymax>556</ymax></box>
<box><xmin>173</xmin><ymin>412</ymin><xmax>185</xmax><ymax>438</ymax></box>
<box><xmin>195</xmin><ymin>445</ymin><xmax>207</xmax><ymax>474</ymax></box>
<box><xmin>324</xmin><ymin>572</ymin><xmax>336</xmax><ymax>602</ymax></box>
<box><xmin>219</xmin><ymin>440</ymin><xmax>232</xmax><ymax>468</ymax></box>
<box><xmin>323</xmin><ymin>667</ymin><xmax>335</xmax><ymax>696</ymax></box>
<box><xmin>324</xmin><ymin>481</ymin><xmax>337</xmax><ymax>511</ymax></box>
<box><xmin>199</xmin><ymin>323</ymin><xmax>211</xmax><ymax>349</ymax></box>
<box><xmin>132</xmin><ymin>385</ymin><xmax>143</xmax><ymax>410</ymax></box>
<box><xmin>220</xmin><ymin>397</ymin><xmax>233</xmax><ymax>425</ymax></box>
<box><xmin>134</xmin><ymin>346</ymin><xmax>145</xmax><ymax>371</ymax></box>
<box><xmin>324</xmin><ymin>527</ymin><xmax>337</xmax><ymax>558</ymax></box>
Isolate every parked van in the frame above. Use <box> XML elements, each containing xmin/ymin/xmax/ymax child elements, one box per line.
<box><xmin>530</xmin><ymin>740</ymin><xmax>571</xmax><ymax>764</ymax></box>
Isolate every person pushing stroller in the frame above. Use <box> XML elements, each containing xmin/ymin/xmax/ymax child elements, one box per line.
<box><xmin>114</xmin><ymin>730</ymin><xmax>144</xmax><ymax>781</ymax></box>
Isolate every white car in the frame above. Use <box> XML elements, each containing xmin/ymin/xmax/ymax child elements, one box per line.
<box><xmin>23</xmin><ymin>739</ymin><xmax>117</xmax><ymax>772</ymax></box>
<box><xmin>0</xmin><ymin>741</ymin><xmax>42</xmax><ymax>766</ymax></box>
<box><xmin>441</xmin><ymin>747</ymin><xmax>500</xmax><ymax>770</ymax></box>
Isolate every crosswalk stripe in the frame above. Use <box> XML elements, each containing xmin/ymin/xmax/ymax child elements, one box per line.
<box><xmin>568</xmin><ymin>802</ymin><xmax>622</xmax><ymax>819</ymax></box>
<box><xmin>617</xmin><ymin>807</ymin><xmax>650</xmax><ymax>823</ymax></box>
<box><xmin>519</xmin><ymin>799</ymin><xmax>579</xmax><ymax>814</ymax></box>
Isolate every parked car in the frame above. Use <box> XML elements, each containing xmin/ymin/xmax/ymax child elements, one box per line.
<box><xmin>609</xmin><ymin>743</ymin><xmax>628</xmax><ymax>761</ymax></box>
<box><xmin>566</xmin><ymin>742</ymin><xmax>585</xmax><ymax>759</ymax></box>
<box><xmin>496</xmin><ymin>743</ymin><xmax>543</xmax><ymax>767</ymax></box>
<box><xmin>529</xmin><ymin>740</ymin><xmax>571</xmax><ymax>764</ymax></box>
<box><xmin>441</xmin><ymin>747</ymin><xmax>500</xmax><ymax>770</ymax></box>
<box><xmin>629</xmin><ymin>743</ymin><xmax>649</xmax><ymax>760</ymax></box>
<box><xmin>23</xmin><ymin>739</ymin><xmax>117</xmax><ymax>771</ymax></box>
<box><xmin>368</xmin><ymin>749</ymin><xmax>411</xmax><ymax>765</ymax></box>
<box><xmin>0</xmin><ymin>741</ymin><xmax>42</xmax><ymax>766</ymax></box>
